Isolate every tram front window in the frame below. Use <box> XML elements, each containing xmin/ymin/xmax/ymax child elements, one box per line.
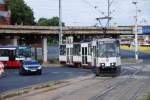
<box><xmin>99</xmin><ymin>42</ymin><xmax>118</xmax><ymax>57</ymax></box>
<box><xmin>18</xmin><ymin>47</ymin><xmax>31</xmax><ymax>57</ymax></box>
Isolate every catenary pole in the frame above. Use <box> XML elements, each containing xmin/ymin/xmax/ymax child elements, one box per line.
<box><xmin>59</xmin><ymin>0</ymin><xmax>62</xmax><ymax>45</ymax></box>
<box><xmin>132</xmin><ymin>1</ymin><xmax>139</xmax><ymax>60</ymax></box>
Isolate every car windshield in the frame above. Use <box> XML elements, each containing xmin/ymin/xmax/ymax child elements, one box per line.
<box><xmin>24</xmin><ymin>61</ymin><xmax>39</xmax><ymax>65</ymax></box>
<box><xmin>98</xmin><ymin>41</ymin><xmax>119</xmax><ymax>57</ymax></box>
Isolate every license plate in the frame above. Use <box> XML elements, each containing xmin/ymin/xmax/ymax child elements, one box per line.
<box><xmin>30</xmin><ymin>70</ymin><xmax>36</xmax><ymax>72</ymax></box>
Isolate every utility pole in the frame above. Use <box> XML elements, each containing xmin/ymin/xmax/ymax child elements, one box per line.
<box><xmin>132</xmin><ymin>1</ymin><xmax>139</xmax><ymax>60</ymax></box>
<box><xmin>96</xmin><ymin>0</ymin><xmax>111</xmax><ymax>27</ymax></box>
<box><xmin>59</xmin><ymin>0</ymin><xmax>63</xmax><ymax>45</ymax></box>
<box><xmin>108</xmin><ymin>0</ymin><xmax>110</xmax><ymax>27</ymax></box>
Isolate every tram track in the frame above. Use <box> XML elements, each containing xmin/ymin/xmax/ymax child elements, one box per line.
<box><xmin>90</xmin><ymin>64</ymin><xmax>145</xmax><ymax>100</ymax></box>
<box><xmin>50</xmin><ymin>64</ymin><xmax>138</xmax><ymax>100</ymax></box>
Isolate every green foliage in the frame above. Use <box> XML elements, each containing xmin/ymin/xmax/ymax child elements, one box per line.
<box><xmin>49</xmin><ymin>17</ymin><xmax>59</xmax><ymax>26</ymax></box>
<box><xmin>8</xmin><ymin>0</ymin><xmax>35</xmax><ymax>25</ymax></box>
<box><xmin>37</xmin><ymin>17</ymin><xmax>65</xmax><ymax>26</ymax></box>
<box><xmin>142</xmin><ymin>94</ymin><xmax>150</xmax><ymax>100</ymax></box>
<box><xmin>48</xmin><ymin>37</ymin><xmax>58</xmax><ymax>46</ymax></box>
<box><xmin>37</xmin><ymin>18</ymin><xmax>49</xmax><ymax>26</ymax></box>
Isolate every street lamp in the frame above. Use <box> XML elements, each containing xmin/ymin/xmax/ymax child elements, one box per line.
<box><xmin>59</xmin><ymin>0</ymin><xmax>63</xmax><ymax>45</ymax></box>
<box><xmin>132</xmin><ymin>1</ymin><xmax>139</xmax><ymax>60</ymax></box>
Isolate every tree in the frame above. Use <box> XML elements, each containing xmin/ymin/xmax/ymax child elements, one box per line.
<box><xmin>37</xmin><ymin>17</ymin><xmax>65</xmax><ymax>26</ymax></box>
<box><xmin>49</xmin><ymin>17</ymin><xmax>59</xmax><ymax>26</ymax></box>
<box><xmin>8</xmin><ymin>0</ymin><xmax>35</xmax><ymax>25</ymax></box>
<box><xmin>37</xmin><ymin>18</ymin><xmax>49</xmax><ymax>26</ymax></box>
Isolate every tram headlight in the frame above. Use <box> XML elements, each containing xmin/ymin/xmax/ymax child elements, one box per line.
<box><xmin>100</xmin><ymin>63</ymin><xmax>105</xmax><ymax>67</ymax></box>
<box><xmin>110</xmin><ymin>63</ymin><xmax>116</xmax><ymax>66</ymax></box>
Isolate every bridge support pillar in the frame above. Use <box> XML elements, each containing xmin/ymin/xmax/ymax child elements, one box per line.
<box><xmin>12</xmin><ymin>36</ymin><xmax>18</xmax><ymax>46</ymax></box>
<box><xmin>43</xmin><ymin>37</ymin><xmax>48</xmax><ymax>63</ymax></box>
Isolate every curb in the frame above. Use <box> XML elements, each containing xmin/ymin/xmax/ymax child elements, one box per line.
<box><xmin>0</xmin><ymin>81</ymin><xmax>65</xmax><ymax>100</ymax></box>
<box><xmin>42</xmin><ymin>64</ymin><xmax>63</xmax><ymax>67</ymax></box>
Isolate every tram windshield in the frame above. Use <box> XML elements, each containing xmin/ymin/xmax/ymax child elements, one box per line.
<box><xmin>17</xmin><ymin>46</ymin><xmax>31</xmax><ymax>58</ymax></box>
<box><xmin>98</xmin><ymin>41</ymin><xmax>119</xmax><ymax>57</ymax></box>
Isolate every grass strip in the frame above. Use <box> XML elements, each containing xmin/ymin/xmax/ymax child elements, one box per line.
<box><xmin>120</xmin><ymin>45</ymin><xmax>150</xmax><ymax>53</ymax></box>
<box><xmin>121</xmin><ymin>58</ymin><xmax>143</xmax><ymax>63</ymax></box>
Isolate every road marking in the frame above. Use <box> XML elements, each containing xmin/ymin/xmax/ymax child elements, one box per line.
<box><xmin>64</xmin><ymin>72</ymin><xmax>72</xmax><ymax>74</ymax></box>
<box><xmin>52</xmin><ymin>72</ymin><xmax>59</xmax><ymax>74</ymax></box>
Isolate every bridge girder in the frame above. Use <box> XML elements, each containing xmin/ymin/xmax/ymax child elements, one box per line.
<box><xmin>0</xmin><ymin>25</ymin><xmax>133</xmax><ymax>36</ymax></box>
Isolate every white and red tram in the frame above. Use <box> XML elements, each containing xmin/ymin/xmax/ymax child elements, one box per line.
<box><xmin>0</xmin><ymin>45</ymin><xmax>31</xmax><ymax>68</ymax></box>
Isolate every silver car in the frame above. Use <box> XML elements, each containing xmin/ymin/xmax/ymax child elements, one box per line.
<box><xmin>19</xmin><ymin>60</ymin><xmax>42</xmax><ymax>75</ymax></box>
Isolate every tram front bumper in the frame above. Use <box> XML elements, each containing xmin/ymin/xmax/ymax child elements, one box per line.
<box><xmin>99</xmin><ymin>63</ymin><xmax>116</xmax><ymax>68</ymax></box>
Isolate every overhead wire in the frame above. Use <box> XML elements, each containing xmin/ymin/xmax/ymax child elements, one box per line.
<box><xmin>81</xmin><ymin>0</ymin><xmax>105</xmax><ymax>16</ymax></box>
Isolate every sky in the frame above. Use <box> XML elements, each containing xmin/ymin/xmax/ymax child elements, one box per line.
<box><xmin>24</xmin><ymin>0</ymin><xmax>150</xmax><ymax>26</ymax></box>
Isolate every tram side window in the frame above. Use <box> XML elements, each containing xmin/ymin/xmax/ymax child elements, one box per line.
<box><xmin>60</xmin><ymin>45</ymin><xmax>66</xmax><ymax>55</ymax></box>
<box><xmin>88</xmin><ymin>44</ymin><xmax>91</xmax><ymax>55</ymax></box>
<box><xmin>116</xmin><ymin>40</ymin><xmax>120</xmax><ymax>56</ymax></box>
<box><xmin>73</xmin><ymin>44</ymin><xmax>80</xmax><ymax>56</ymax></box>
<box><xmin>0</xmin><ymin>50</ymin><xmax>8</xmax><ymax>56</ymax></box>
<box><xmin>0</xmin><ymin>50</ymin><xmax>14</xmax><ymax>57</ymax></box>
<box><xmin>9</xmin><ymin>50</ymin><xmax>16</xmax><ymax>60</ymax></box>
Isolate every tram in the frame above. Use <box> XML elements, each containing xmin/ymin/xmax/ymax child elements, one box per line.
<box><xmin>0</xmin><ymin>45</ymin><xmax>31</xmax><ymax>68</ymax></box>
<box><xmin>92</xmin><ymin>38</ymin><xmax>121</xmax><ymax>76</ymax></box>
<box><xmin>59</xmin><ymin>37</ymin><xmax>121</xmax><ymax>74</ymax></box>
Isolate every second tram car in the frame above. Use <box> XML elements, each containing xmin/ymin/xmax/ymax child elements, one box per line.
<box><xmin>59</xmin><ymin>42</ymin><xmax>91</xmax><ymax>68</ymax></box>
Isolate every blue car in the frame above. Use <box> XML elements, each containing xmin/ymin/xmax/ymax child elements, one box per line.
<box><xmin>19</xmin><ymin>60</ymin><xmax>42</xmax><ymax>75</ymax></box>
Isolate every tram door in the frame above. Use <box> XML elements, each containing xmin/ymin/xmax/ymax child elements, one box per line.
<box><xmin>81</xmin><ymin>44</ymin><xmax>88</xmax><ymax>64</ymax></box>
<box><xmin>66</xmin><ymin>45</ymin><xmax>73</xmax><ymax>64</ymax></box>
<box><xmin>91</xmin><ymin>41</ymin><xmax>97</xmax><ymax>67</ymax></box>
<box><xmin>92</xmin><ymin>46</ymin><xmax>97</xmax><ymax>66</ymax></box>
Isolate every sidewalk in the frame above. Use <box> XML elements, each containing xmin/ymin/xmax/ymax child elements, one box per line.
<box><xmin>42</xmin><ymin>63</ymin><xmax>63</xmax><ymax>67</ymax></box>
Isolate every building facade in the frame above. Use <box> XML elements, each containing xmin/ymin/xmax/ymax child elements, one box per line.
<box><xmin>0</xmin><ymin>0</ymin><xmax>10</xmax><ymax>25</ymax></box>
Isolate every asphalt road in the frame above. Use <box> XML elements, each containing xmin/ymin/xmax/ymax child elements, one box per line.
<box><xmin>0</xmin><ymin>50</ymin><xmax>149</xmax><ymax>94</ymax></box>
<box><xmin>0</xmin><ymin>67</ymin><xmax>92</xmax><ymax>93</ymax></box>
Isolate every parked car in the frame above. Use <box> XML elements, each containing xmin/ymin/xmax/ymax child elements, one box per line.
<box><xmin>19</xmin><ymin>60</ymin><xmax>42</xmax><ymax>75</ymax></box>
<box><xmin>0</xmin><ymin>62</ymin><xmax>4</xmax><ymax>77</ymax></box>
